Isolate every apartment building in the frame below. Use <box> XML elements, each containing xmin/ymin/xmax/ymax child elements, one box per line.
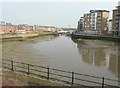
<box><xmin>77</xmin><ymin>17</ymin><xmax>84</xmax><ymax>33</ymax></box>
<box><xmin>33</xmin><ymin>25</ymin><xmax>56</xmax><ymax>32</ymax></box>
<box><xmin>0</xmin><ymin>25</ymin><xmax>16</xmax><ymax>34</ymax></box>
<box><xmin>90</xmin><ymin>10</ymin><xmax>97</xmax><ymax>31</ymax></box>
<box><xmin>0</xmin><ymin>21</ymin><xmax>6</xmax><ymax>26</ymax></box>
<box><xmin>90</xmin><ymin>10</ymin><xmax>109</xmax><ymax>34</ymax></box>
<box><xmin>112</xmin><ymin>1</ymin><xmax>120</xmax><ymax>36</ymax></box>
<box><xmin>107</xmin><ymin>19</ymin><xmax>113</xmax><ymax>35</ymax></box>
<box><xmin>84</xmin><ymin>13</ymin><xmax>91</xmax><ymax>32</ymax></box>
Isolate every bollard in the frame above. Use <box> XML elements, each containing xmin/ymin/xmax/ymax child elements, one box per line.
<box><xmin>71</xmin><ymin>71</ymin><xmax>74</xmax><ymax>86</ymax></box>
<box><xmin>28</xmin><ymin>63</ymin><xmax>30</xmax><ymax>75</ymax></box>
<box><xmin>102</xmin><ymin>77</ymin><xmax>104</xmax><ymax>88</ymax></box>
<box><xmin>11</xmin><ymin>60</ymin><xmax>14</xmax><ymax>71</ymax></box>
<box><xmin>47</xmin><ymin>67</ymin><xmax>49</xmax><ymax>80</ymax></box>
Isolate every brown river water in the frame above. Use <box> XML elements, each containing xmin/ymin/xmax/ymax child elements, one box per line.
<box><xmin>2</xmin><ymin>35</ymin><xmax>119</xmax><ymax>86</ymax></box>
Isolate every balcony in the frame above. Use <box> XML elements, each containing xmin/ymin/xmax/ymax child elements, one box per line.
<box><xmin>115</xmin><ymin>17</ymin><xmax>119</xmax><ymax>20</ymax></box>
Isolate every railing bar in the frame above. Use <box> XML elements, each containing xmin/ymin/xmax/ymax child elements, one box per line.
<box><xmin>2</xmin><ymin>59</ymin><xmax>11</xmax><ymax>62</ymax></box>
<box><xmin>3</xmin><ymin>66</ymin><xmax>11</xmax><ymax>70</ymax></box>
<box><xmin>30</xmin><ymin>64</ymin><xmax>47</xmax><ymax>69</ymax></box>
<box><xmin>73</xmin><ymin>83</ymin><xmax>95</xmax><ymax>88</ymax></box>
<box><xmin>49</xmin><ymin>72</ymin><xmax>71</xmax><ymax>79</ymax></box>
<box><xmin>20</xmin><ymin>62</ymin><xmax>28</xmax><ymax>65</ymax></box>
<box><xmin>15</xmin><ymin>66</ymin><xmax>47</xmax><ymax>73</ymax></box>
<box><xmin>74</xmin><ymin>77</ymin><xmax>101</xmax><ymax>85</ymax></box>
<box><xmin>29</xmin><ymin>72</ymin><xmax>47</xmax><ymax>79</ymax></box>
<box><xmin>74</xmin><ymin>72</ymin><xmax>102</xmax><ymax>79</ymax></box>
<box><xmin>104</xmin><ymin>77</ymin><xmax>120</xmax><ymax>82</ymax></box>
<box><xmin>2</xmin><ymin>59</ymin><xmax>120</xmax><ymax>87</ymax></box>
<box><xmin>50</xmin><ymin>68</ymin><xmax>71</xmax><ymax>73</ymax></box>
<box><xmin>104</xmin><ymin>83</ymin><xmax>120</xmax><ymax>87</ymax></box>
<box><xmin>16</xmin><ymin>70</ymin><xmax>27</xmax><ymax>73</ymax></box>
<box><xmin>4</xmin><ymin>60</ymin><xmax>47</xmax><ymax>69</ymax></box>
<box><xmin>15</xmin><ymin>65</ymin><xmax>28</xmax><ymax>69</ymax></box>
<box><xmin>2</xmin><ymin>63</ymin><xmax>11</xmax><ymax>66</ymax></box>
<box><xmin>30</xmin><ymin>68</ymin><xmax>47</xmax><ymax>73</ymax></box>
<box><xmin>13</xmin><ymin>61</ymin><xmax>22</xmax><ymax>64</ymax></box>
<box><xmin>50</xmin><ymin>77</ymin><xmax>71</xmax><ymax>85</ymax></box>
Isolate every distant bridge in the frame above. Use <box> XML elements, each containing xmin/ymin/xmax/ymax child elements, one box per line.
<box><xmin>57</xmin><ymin>30</ymin><xmax>70</xmax><ymax>34</ymax></box>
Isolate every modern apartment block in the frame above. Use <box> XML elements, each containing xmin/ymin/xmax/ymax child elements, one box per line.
<box><xmin>118</xmin><ymin>2</ymin><xmax>120</xmax><ymax>36</ymax></box>
<box><xmin>90</xmin><ymin>10</ymin><xmax>109</xmax><ymax>34</ymax></box>
<box><xmin>90</xmin><ymin>10</ymin><xmax>97</xmax><ymax>31</ymax></box>
<box><xmin>77</xmin><ymin>10</ymin><xmax>109</xmax><ymax>35</ymax></box>
<box><xmin>112</xmin><ymin>1</ymin><xmax>120</xmax><ymax>36</ymax></box>
<box><xmin>77</xmin><ymin>17</ymin><xmax>84</xmax><ymax>33</ymax></box>
<box><xmin>84</xmin><ymin>13</ymin><xmax>91</xmax><ymax>32</ymax></box>
<box><xmin>107</xmin><ymin>19</ymin><xmax>113</xmax><ymax>34</ymax></box>
<box><xmin>77</xmin><ymin>13</ymin><xmax>91</xmax><ymax>33</ymax></box>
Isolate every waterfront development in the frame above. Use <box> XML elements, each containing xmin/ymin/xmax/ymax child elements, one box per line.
<box><xmin>1</xmin><ymin>1</ymin><xmax>120</xmax><ymax>87</ymax></box>
<box><xmin>2</xmin><ymin>35</ymin><xmax>119</xmax><ymax>86</ymax></box>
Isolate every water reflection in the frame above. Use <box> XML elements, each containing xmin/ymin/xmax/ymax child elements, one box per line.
<box><xmin>71</xmin><ymin>38</ymin><xmax>119</xmax><ymax>78</ymax></box>
<box><xmin>109</xmin><ymin>54</ymin><xmax>118</xmax><ymax>77</ymax></box>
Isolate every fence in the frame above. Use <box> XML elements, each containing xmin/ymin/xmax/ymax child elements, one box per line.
<box><xmin>2</xmin><ymin>59</ymin><xmax>120</xmax><ymax>88</ymax></box>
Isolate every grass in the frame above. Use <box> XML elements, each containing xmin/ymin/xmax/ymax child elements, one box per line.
<box><xmin>2</xmin><ymin>70</ymin><xmax>64</xmax><ymax>86</ymax></box>
<box><xmin>2</xmin><ymin>31</ymin><xmax>55</xmax><ymax>42</ymax></box>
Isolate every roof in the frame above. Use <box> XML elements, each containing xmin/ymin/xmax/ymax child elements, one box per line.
<box><xmin>90</xmin><ymin>10</ymin><xmax>109</xmax><ymax>13</ymax></box>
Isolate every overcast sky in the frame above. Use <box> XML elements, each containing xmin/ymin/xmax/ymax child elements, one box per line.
<box><xmin>1</xmin><ymin>1</ymin><xmax>119</xmax><ymax>28</ymax></box>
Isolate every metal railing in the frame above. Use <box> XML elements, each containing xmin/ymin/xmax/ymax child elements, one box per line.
<box><xmin>2</xmin><ymin>59</ymin><xmax>120</xmax><ymax>88</ymax></box>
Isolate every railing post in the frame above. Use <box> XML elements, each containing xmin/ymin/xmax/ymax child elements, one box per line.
<box><xmin>71</xmin><ymin>71</ymin><xmax>74</xmax><ymax>86</ymax></box>
<box><xmin>28</xmin><ymin>63</ymin><xmax>30</xmax><ymax>75</ymax></box>
<box><xmin>11</xmin><ymin>60</ymin><xmax>14</xmax><ymax>71</ymax></box>
<box><xmin>47</xmin><ymin>67</ymin><xmax>49</xmax><ymax>80</ymax></box>
<box><xmin>102</xmin><ymin>77</ymin><xmax>104</xmax><ymax>88</ymax></box>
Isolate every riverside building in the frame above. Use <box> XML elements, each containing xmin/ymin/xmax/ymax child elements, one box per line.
<box><xmin>84</xmin><ymin>13</ymin><xmax>91</xmax><ymax>32</ymax></box>
<box><xmin>77</xmin><ymin>17</ymin><xmax>84</xmax><ymax>33</ymax></box>
<box><xmin>112</xmin><ymin>1</ymin><xmax>120</xmax><ymax>37</ymax></box>
<box><xmin>90</xmin><ymin>10</ymin><xmax>109</xmax><ymax>34</ymax></box>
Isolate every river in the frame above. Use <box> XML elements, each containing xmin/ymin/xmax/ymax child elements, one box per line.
<box><xmin>2</xmin><ymin>35</ymin><xmax>119</xmax><ymax>86</ymax></box>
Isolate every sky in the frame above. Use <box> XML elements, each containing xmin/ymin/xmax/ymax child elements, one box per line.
<box><xmin>0</xmin><ymin>0</ymin><xmax>119</xmax><ymax>28</ymax></box>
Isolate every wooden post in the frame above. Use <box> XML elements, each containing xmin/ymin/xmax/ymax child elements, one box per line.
<box><xmin>71</xmin><ymin>71</ymin><xmax>74</xmax><ymax>86</ymax></box>
<box><xmin>47</xmin><ymin>67</ymin><xmax>49</xmax><ymax>80</ymax></box>
<box><xmin>28</xmin><ymin>63</ymin><xmax>29</xmax><ymax>75</ymax></box>
<box><xmin>11</xmin><ymin>60</ymin><xmax>13</xmax><ymax>71</ymax></box>
<box><xmin>102</xmin><ymin>77</ymin><xmax>104</xmax><ymax>88</ymax></box>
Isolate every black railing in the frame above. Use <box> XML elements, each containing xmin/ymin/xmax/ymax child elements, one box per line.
<box><xmin>2</xmin><ymin>59</ymin><xmax>120</xmax><ymax>88</ymax></box>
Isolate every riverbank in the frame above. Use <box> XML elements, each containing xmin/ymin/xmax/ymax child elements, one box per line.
<box><xmin>71</xmin><ymin>33</ymin><xmax>120</xmax><ymax>42</ymax></box>
<box><xmin>2</xmin><ymin>70</ymin><xmax>64</xmax><ymax>87</ymax></box>
<box><xmin>1</xmin><ymin>31</ymin><xmax>55</xmax><ymax>41</ymax></box>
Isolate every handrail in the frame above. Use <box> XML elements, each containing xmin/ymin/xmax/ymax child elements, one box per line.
<box><xmin>74</xmin><ymin>77</ymin><xmax>101</xmax><ymax>85</ymax></box>
<box><xmin>74</xmin><ymin>72</ymin><xmax>102</xmax><ymax>79</ymax></box>
<box><xmin>30</xmin><ymin>68</ymin><xmax>47</xmax><ymax>73</ymax></box>
<box><xmin>50</xmin><ymin>72</ymin><xmax>71</xmax><ymax>79</ymax></box>
<box><xmin>2</xmin><ymin>59</ymin><xmax>120</xmax><ymax>87</ymax></box>
<box><xmin>50</xmin><ymin>68</ymin><xmax>72</xmax><ymax>73</ymax></box>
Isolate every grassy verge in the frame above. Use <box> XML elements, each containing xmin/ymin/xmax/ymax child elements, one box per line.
<box><xmin>1</xmin><ymin>31</ymin><xmax>55</xmax><ymax>42</ymax></box>
<box><xmin>2</xmin><ymin>70</ymin><xmax>64</xmax><ymax>86</ymax></box>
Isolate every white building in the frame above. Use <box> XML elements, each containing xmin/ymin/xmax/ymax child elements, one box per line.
<box><xmin>0</xmin><ymin>21</ymin><xmax>6</xmax><ymax>26</ymax></box>
<box><xmin>90</xmin><ymin>10</ymin><xmax>97</xmax><ymax>31</ymax></box>
<box><xmin>15</xmin><ymin>28</ymin><xmax>27</xmax><ymax>34</ymax></box>
<box><xmin>107</xmin><ymin>20</ymin><xmax>112</xmax><ymax>31</ymax></box>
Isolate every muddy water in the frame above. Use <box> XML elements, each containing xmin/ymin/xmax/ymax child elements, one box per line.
<box><xmin>2</xmin><ymin>35</ymin><xmax>119</xmax><ymax>86</ymax></box>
